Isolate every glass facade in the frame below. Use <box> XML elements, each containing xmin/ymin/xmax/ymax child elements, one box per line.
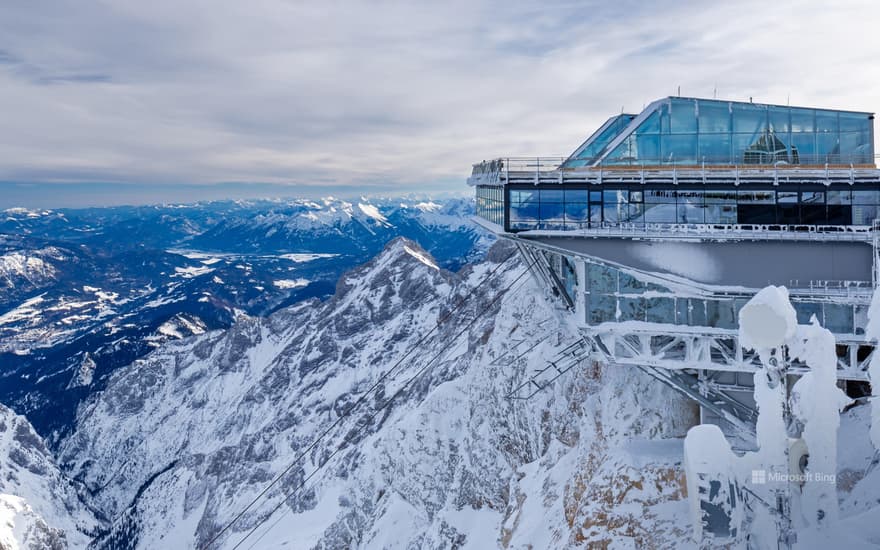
<box><xmin>475</xmin><ymin>185</ymin><xmax>504</xmax><ymax>226</ymax></box>
<box><xmin>562</xmin><ymin>114</ymin><xmax>635</xmax><ymax>168</ymax></box>
<box><xmin>584</xmin><ymin>259</ymin><xmax>859</xmax><ymax>334</ymax></box>
<box><xmin>497</xmin><ymin>184</ymin><xmax>880</xmax><ymax>230</ymax></box>
<box><xmin>596</xmin><ymin>98</ymin><xmax>874</xmax><ymax>166</ymax></box>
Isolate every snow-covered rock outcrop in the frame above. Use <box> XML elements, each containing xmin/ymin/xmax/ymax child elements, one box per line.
<box><xmin>0</xmin><ymin>405</ymin><xmax>100</xmax><ymax>549</ymax></box>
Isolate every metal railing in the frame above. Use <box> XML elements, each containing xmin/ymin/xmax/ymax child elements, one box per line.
<box><xmin>472</xmin><ymin>154</ymin><xmax>880</xmax><ymax>175</ymax></box>
<box><xmin>518</xmin><ymin>221</ymin><xmax>875</xmax><ymax>242</ymax></box>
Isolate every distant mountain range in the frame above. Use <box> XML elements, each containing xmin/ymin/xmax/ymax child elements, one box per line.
<box><xmin>0</xmin><ymin>197</ymin><xmax>491</xmax><ymax>442</ymax></box>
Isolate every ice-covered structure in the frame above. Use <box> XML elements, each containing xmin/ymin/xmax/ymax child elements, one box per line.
<box><xmin>468</xmin><ymin>95</ymin><xmax>878</xmax><ymax>445</ymax></box>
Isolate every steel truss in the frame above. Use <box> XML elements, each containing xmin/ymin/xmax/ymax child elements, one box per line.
<box><xmin>507</xmin><ymin>239</ymin><xmax>876</xmax><ymax>442</ymax></box>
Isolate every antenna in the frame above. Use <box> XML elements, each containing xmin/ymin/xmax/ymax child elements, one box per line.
<box><xmin>787</xmin><ymin>93</ymin><xmax>790</xmax><ymax>106</ymax></box>
<box><xmin>713</xmin><ymin>84</ymin><xmax>717</xmax><ymax>99</ymax></box>
<box><xmin>677</xmin><ymin>85</ymin><xmax>681</xmax><ymax>97</ymax></box>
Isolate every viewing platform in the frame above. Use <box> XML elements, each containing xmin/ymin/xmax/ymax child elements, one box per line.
<box><xmin>470</xmin><ymin>96</ymin><xmax>880</xmax><ymax>429</ymax></box>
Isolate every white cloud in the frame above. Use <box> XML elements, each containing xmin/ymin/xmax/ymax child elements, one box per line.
<box><xmin>0</xmin><ymin>0</ymin><xmax>877</xmax><ymax>197</ymax></box>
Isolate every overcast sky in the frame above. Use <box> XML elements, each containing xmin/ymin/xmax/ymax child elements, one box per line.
<box><xmin>1</xmin><ymin>0</ymin><xmax>879</xmax><ymax>207</ymax></box>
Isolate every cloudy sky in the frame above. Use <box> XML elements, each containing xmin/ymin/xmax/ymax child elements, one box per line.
<box><xmin>1</xmin><ymin>0</ymin><xmax>879</xmax><ymax>206</ymax></box>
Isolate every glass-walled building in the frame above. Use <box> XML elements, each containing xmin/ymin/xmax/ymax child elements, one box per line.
<box><xmin>502</xmin><ymin>184</ymin><xmax>880</xmax><ymax>231</ymax></box>
<box><xmin>473</xmin><ymin>96</ymin><xmax>877</xmax><ymax>233</ymax></box>
<box><xmin>561</xmin><ymin>97</ymin><xmax>874</xmax><ymax>168</ymax></box>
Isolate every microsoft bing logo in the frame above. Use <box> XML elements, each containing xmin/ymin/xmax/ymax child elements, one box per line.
<box><xmin>752</xmin><ymin>469</ymin><xmax>766</xmax><ymax>484</ymax></box>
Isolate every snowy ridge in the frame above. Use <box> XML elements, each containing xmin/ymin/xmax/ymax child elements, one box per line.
<box><xmin>0</xmin><ymin>405</ymin><xmax>100</xmax><ymax>549</ymax></box>
<box><xmin>58</xmin><ymin>239</ymin><xmax>701</xmax><ymax>549</ymax></box>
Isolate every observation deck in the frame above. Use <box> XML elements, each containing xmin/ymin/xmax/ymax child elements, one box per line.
<box><xmin>470</xmin><ymin>96</ymin><xmax>880</xmax><ymax>442</ymax></box>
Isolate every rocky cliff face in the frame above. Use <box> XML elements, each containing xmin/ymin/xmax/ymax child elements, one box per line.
<box><xmin>55</xmin><ymin>238</ymin><xmax>697</xmax><ymax>549</ymax></box>
<box><xmin>0</xmin><ymin>405</ymin><xmax>100</xmax><ymax>549</ymax></box>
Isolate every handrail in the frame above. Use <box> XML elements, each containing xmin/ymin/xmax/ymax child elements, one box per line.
<box><xmin>516</xmin><ymin>222</ymin><xmax>875</xmax><ymax>242</ymax></box>
<box><xmin>470</xmin><ymin>155</ymin><xmax>880</xmax><ymax>177</ymax></box>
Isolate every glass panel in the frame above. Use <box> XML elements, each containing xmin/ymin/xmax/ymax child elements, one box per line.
<box><xmin>645</xmin><ymin>190</ymin><xmax>676</xmax><ymax>203</ymax></box>
<box><xmin>621</xmin><ymin>203</ymin><xmax>644</xmax><ymax>223</ymax></box>
<box><xmin>677</xmin><ymin>191</ymin><xmax>705</xmax><ymax>223</ymax></box>
<box><xmin>508</xmin><ymin>204</ymin><xmax>536</xmax><ymax>219</ymax></box>
<box><xmin>790</xmin><ymin>132</ymin><xmax>815</xmax><ymax>163</ymax></box>
<box><xmin>629</xmin><ymin>190</ymin><xmax>643</xmax><ymax>203</ymax></box>
<box><xmin>705</xmin><ymin>204</ymin><xmax>737</xmax><ymax>224</ymax></box>
<box><xmin>638</xmin><ymin>110</ymin><xmax>661</xmax><ymax>134</ymax></box>
<box><xmin>794</xmin><ymin>302</ymin><xmax>822</xmax><ymax>325</ymax></box>
<box><xmin>510</xmin><ymin>189</ymin><xmax>538</xmax><ymax>205</ymax></box>
<box><xmin>661</xmin><ymin>134</ymin><xmax>698</xmax><ymax>163</ymax></box>
<box><xmin>540</xmin><ymin>189</ymin><xmax>564</xmax><ymax>203</ymax></box>
<box><xmin>604</xmin><ymin>190</ymin><xmax>627</xmax><ymax>203</ymax></box>
<box><xmin>733</xmin><ymin>103</ymin><xmax>767</xmax><ymax>134</ymax></box>
<box><xmin>619</xmin><ymin>297</ymin><xmax>646</xmax><ymax>321</ymax></box>
<box><xmin>827</xmin><ymin>205</ymin><xmax>852</xmax><ymax>225</ymax></box>
<box><xmin>539</xmin><ymin>201</ymin><xmax>564</xmax><ymax>222</ymax></box>
<box><xmin>697</xmin><ymin>100</ymin><xmax>731</xmax><ymax>133</ymax></box>
<box><xmin>564</xmin><ymin>202</ymin><xmax>589</xmax><ymax>223</ymax></box>
<box><xmin>635</xmin><ymin>133</ymin><xmax>661</xmax><ymax>161</ymax></box>
<box><xmin>707</xmin><ymin>300</ymin><xmax>737</xmax><ymax>329</ymax></box>
<box><xmin>644</xmin><ymin>202</ymin><xmax>677</xmax><ymax>223</ymax></box>
<box><xmin>699</xmin><ymin>133</ymin><xmax>731</xmax><ymax>164</ymax></box>
<box><xmin>852</xmin><ymin>190</ymin><xmax>880</xmax><ymax>203</ymax></box>
<box><xmin>817</xmin><ymin>132</ymin><xmax>840</xmax><ymax>162</ymax></box>
<box><xmin>816</xmin><ymin>111</ymin><xmax>839</xmax><ymax>134</ymax></box>
<box><xmin>588</xmin><ymin>263</ymin><xmax>617</xmax><ymax>293</ymax></box>
<box><xmin>738</xmin><ymin>205</ymin><xmax>776</xmax><ymax>224</ymax></box>
<box><xmin>841</xmin><ymin>131</ymin><xmax>872</xmax><ymax>163</ymax></box>
<box><xmin>768</xmin><ymin>106</ymin><xmax>791</xmax><ymax>133</ymax></box>
<box><xmin>588</xmin><ymin>294</ymin><xmax>617</xmax><ymax>324</ymax></box>
<box><xmin>565</xmin><ymin>189</ymin><xmax>588</xmax><ymax>203</ymax></box>
<box><xmin>852</xmin><ymin>204</ymin><xmax>878</xmax><ymax>225</ymax></box>
<box><xmin>705</xmin><ymin>190</ymin><xmax>737</xmax><ymax>204</ymax></box>
<box><xmin>823</xmin><ymin>303</ymin><xmax>853</xmax><ymax>334</ymax></box>
<box><xmin>589</xmin><ymin>204</ymin><xmax>602</xmax><ymax>224</ymax></box>
<box><xmin>790</xmin><ymin>108</ymin><xmax>814</xmax><ymax>132</ymax></box>
<box><xmin>619</xmin><ymin>271</ymin><xmax>646</xmax><ymax>294</ymax></box>
<box><xmin>675</xmin><ymin>298</ymin><xmax>689</xmax><ymax>325</ymax></box>
<box><xmin>777</xmin><ymin>191</ymin><xmax>798</xmax><ymax>203</ymax></box>
<box><xmin>840</xmin><ymin>112</ymin><xmax>870</xmax><ymax>133</ymax></box>
<box><xmin>670</xmin><ymin>99</ymin><xmax>698</xmax><ymax>133</ymax></box>
<box><xmin>801</xmin><ymin>190</ymin><xmax>825</xmax><ymax>204</ymax></box>
<box><xmin>647</xmin><ymin>297</ymin><xmax>675</xmax><ymax>323</ymax></box>
<box><xmin>800</xmin><ymin>204</ymin><xmax>826</xmax><ymax>224</ymax></box>
<box><xmin>737</xmin><ymin>190</ymin><xmax>775</xmax><ymax>204</ymax></box>
<box><xmin>689</xmin><ymin>299</ymin><xmax>707</xmax><ymax>326</ymax></box>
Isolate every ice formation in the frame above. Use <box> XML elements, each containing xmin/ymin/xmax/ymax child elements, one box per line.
<box><xmin>864</xmin><ymin>288</ymin><xmax>880</xmax><ymax>450</ymax></box>
<box><xmin>738</xmin><ymin>286</ymin><xmax>795</xmax><ymax>484</ymax></box>
<box><xmin>738</xmin><ymin>285</ymin><xmax>797</xmax><ymax>352</ymax></box>
<box><xmin>684</xmin><ymin>424</ymin><xmax>742</xmax><ymax>543</ymax></box>
<box><xmin>789</xmin><ymin>320</ymin><xmax>851</xmax><ymax>527</ymax></box>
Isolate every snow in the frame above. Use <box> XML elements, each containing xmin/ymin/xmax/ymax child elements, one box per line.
<box><xmin>272</xmin><ymin>278</ymin><xmax>310</xmax><ymax>289</ymax></box>
<box><xmin>174</xmin><ymin>265</ymin><xmax>215</xmax><ymax>278</ymax></box>
<box><xmin>278</xmin><ymin>253</ymin><xmax>339</xmax><ymax>262</ymax></box>
<box><xmin>403</xmin><ymin>245</ymin><xmax>439</xmax><ymax>270</ymax></box>
<box><xmin>683</xmin><ymin>424</ymin><xmax>741</xmax><ymax>543</ymax></box>
<box><xmin>789</xmin><ymin>320</ymin><xmax>852</xmax><ymax>527</ymax></box>
<box><xmin>67</xmin><ymin>353</ymin><xmax>96</xmax><ymax>388</ymax></box>
<box><xmin>0</xmin><ymin>295</ymin><xmax>45</xmax><ymax>327</ymax></box>
<box><xmin>738</xmin><ymin>285</ymin><xmax>798</xmax><ymax>351</ymax></box>
<box><xmin>357</xmin><ymin>202</ymin><xmax>392</xmax><ymax>226</ymax></box>
<box><xmin>864</xmin><ymin>288</ymin><xmax>880</xmax><ymax>450</ymax></box>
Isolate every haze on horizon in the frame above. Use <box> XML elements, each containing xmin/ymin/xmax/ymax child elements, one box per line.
<box><xmin>1</xmin><ymin>0</ymin><xmax>879</xmax><ymax>207</ymax></box>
